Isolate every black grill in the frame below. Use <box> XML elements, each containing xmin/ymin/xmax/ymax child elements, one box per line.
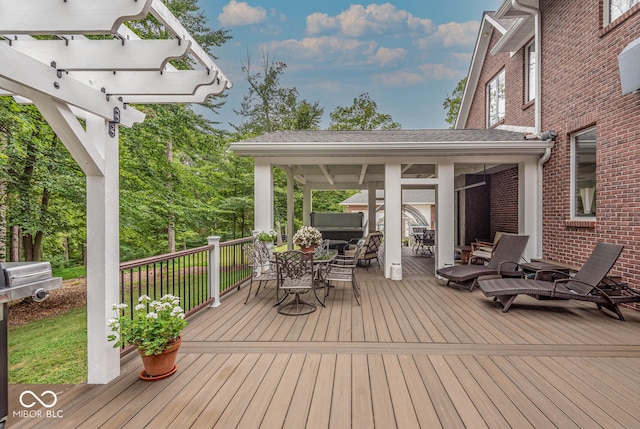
<box><xmin>1</xmin><ymin>262</ymin><xmax>61</xmax><ymax>428</ymax></box>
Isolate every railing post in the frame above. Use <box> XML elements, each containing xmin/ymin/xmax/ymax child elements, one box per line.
<box><xmin>207</xmin><ymin>236</ymin><xmax>221</xmax><ymax>307</ymax></box>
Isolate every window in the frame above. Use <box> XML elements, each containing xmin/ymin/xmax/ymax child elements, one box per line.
<box><xmin>571</xmin><ymin>128</ymin><xmax>596</xmax><ymax>219</ymax></box>
<box><xmin>525</xmin><ymin>41</ymin><xmax>536</xmax><ymax>103</ymax></box>
<box><xmin>606</xmin><ymin>0</ymin><xmax>639</xmax><ymax>24</ymax></box>
<box><xmin>487</xmin><ymin>69</ymin><xmax>505</xmax><ymax>127</ymax></box>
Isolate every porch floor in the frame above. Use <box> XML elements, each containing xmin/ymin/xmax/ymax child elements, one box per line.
<box><xmin>9</xmin><ymin>247</ymin><xmax>640</xmax><ymax>428</ymax></box>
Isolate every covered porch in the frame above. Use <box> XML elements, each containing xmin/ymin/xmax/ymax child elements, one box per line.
<box><xmin>229</xmin><ymin>129</ymin><xmax>555</xmax><ymax>280</ymax></box>
<box><xmin>9</xmin><ymin>247</ymin><xmax>640</xmax><ymax>428</ymax></box>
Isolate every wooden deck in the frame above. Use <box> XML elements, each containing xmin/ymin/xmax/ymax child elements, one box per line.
<box><xmin>9</xmin><ymin>247</ymin><xmax>640</xmax><ymax>428</ymax></box>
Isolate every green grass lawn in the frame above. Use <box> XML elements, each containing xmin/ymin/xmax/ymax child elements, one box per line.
<box><xmin>8</xmin><ymin>306</ymin><xmax>88</xmax><ymax>384</ymax></box>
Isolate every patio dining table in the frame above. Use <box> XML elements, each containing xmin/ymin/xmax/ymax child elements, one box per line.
<box><xmin>271</xmin><ymin>249</ymin><xmax>338</xmax><ymax>309</ymax></box>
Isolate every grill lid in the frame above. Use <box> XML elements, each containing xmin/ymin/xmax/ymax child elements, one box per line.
<box><xmin>0</xmin><ymin>262</ymin><xmax>62</xmax><ymax>304</ymax></box>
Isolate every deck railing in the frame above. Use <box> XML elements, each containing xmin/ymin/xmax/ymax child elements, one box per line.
<box><xmin>118</xmin><ymin>236</ymin><xmax>254</xmax><ymax>322</ymax></box>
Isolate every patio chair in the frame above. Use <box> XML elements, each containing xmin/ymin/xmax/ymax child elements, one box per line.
<box><xmin>275</xmin><ymin>250</ymin><xmax>318</xmax><ymax>315</ymax></box>
<box><xmin>350</xmin><ymin>231</ymin><xmax>383</xmax><ymax>269</ymax></box>
<box><xmin>436</xmin><ymin>234</ymin><xmax>530</xmax><ymax>291</ymax></box>
<box><xmin>469</xmin><ymin>231</ymin><xmax>508</xmax><ymax>263</ymax></box>
<box><xmin>478</xmin><ymin>242</ymin><xmax>640</xmax><ymax>320</ymax></box>
<box><xmin>321</xmin><ymin>241</ymin><xmax>364</xmax><ymax>305</ymax></box>
<box><xmin>242</xmin><ymin>241</ymin><xmax>278</xmax><ymax>304</ymax></box>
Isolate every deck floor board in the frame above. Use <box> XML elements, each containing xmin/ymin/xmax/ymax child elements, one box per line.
<box><xmin>8</xmin><ymin>247</ymin><xmax>640</xmax><ymax>428</ymax></box>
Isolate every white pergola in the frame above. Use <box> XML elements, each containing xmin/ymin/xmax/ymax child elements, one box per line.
<box><xmin>0</xmin><ymin>0</ymin><xmax>231</xmax><ymax>383</ymax></box>
<box><xmin>230</xmin><ymin>129</ymin><xmax>555</xmax><ymax>279</ymax></box>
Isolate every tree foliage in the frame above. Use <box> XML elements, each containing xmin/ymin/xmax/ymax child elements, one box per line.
<box><xmin>329</xmin><ymin>93</ymin><xmax>400</xmax><ymax>130</ymax></box>
<box><xmin>443</xmin><ymin>77</ymin><xmax>467</xmax><ymax>128</ymax></box>
<box><xmin>233</xmin><ymin>55</ymin><xmax>323</xmax><ymax>134</ymax></box>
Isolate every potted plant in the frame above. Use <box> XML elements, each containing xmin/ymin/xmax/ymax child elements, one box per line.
<box><xmin>256</xmin><ymin>229</ymin><xmax>278</xmax><ymax>256</ymax></box>
<box><xmin>292</xmin><ymin>226</ymin><xmax>323</xmax><ymax>252</ymax></box>
<box><xmin>108</xmin><ymin>294</ymin><xmax>188</xmax><ymax>380</ymax></box>
<box><xmin>256</xmin><ymin>229</ymin><xmax>277</xmax><ymax>243</ymax></box>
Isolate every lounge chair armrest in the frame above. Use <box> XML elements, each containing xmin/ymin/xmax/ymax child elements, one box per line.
<box><xmin>497</xmin><ymin>260</ymin><xmax>524</xmax><ymax>275</ymax></box>
<box><xmin>551</xmin><ymin>277</ymin><xmax>595</xmax><ymax>294</ymax></box>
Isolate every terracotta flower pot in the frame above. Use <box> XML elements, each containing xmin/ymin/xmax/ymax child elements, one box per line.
<box><xmin>138</xmin><ymin>336</ymin><xmax>182</xmax><ymax>381</ymax></box>
<box><xmin>301</xmin><ymin>246</ymin><xmax>315</xmax><ymax>253</ymax></box>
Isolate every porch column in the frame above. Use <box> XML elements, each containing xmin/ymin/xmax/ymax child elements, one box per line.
<box><xmin>287</xmin><ymin>170</ymin><xmax>295</xmax><ymax>250</ymax></box>
<box><xmin>85</xmin><ymin>114</ymin><xmax>119</xmax><ymax>384</ymax></box>
<box><xmin>254</xmin><ymin>159</ymin><xmax>273</xmax><ymax>233</ymax></box>
<box><xmin>519</xmin><ymin>160</ymin><xmax>540</xmax><ymax>261</ymax></box>
<box><xmin>303</xmin><ymin>185</ymin><xmax>312</xmax><ymax>226</ymax></box>
<box><xmin>368</xmin><ymin>182</ymin><xmax>377</xmax><ymax>232</ymax></box>
<box><xmin>436</xmin><ymin>161</ymin><xmax>455</xmax><ymax>271</ymax></box>
<box><xmin>384</xmin><ymin>161</ymin><xmax>402</xmax><ymax>278</ymax></box>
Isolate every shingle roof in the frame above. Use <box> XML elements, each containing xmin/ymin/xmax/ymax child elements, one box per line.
<box><xmin>243</xmin><ymin>129</ymin><xmax>526</xmax><ymax>143</ymax></box>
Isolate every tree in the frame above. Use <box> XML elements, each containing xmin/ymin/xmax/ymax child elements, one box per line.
<box><xmin>328</xmin><ymin>93</ymin><xmax>400</xmax><ymax>130</ymax></box>
<box><xmin>443</xmin><ymin>77</ymin><xmax>467</xmax><ymax>128</ymax></box>
<box><xmin>233</xmin><ymin>55</ymin><xmax>324</xmax><ymax>134</ymax></box>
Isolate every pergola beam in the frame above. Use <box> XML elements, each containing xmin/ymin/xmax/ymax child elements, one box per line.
<box><xmin>6</xmin><ymin>38</ymin><xmax>191</xmax><ymax>71</ymax></box>
<box><xmin>68</xmin><ymin>70</ymin><xmax>219</xmax><ymax>96</ymax></box>
<box><xmin>0</xmin><ymin>0</ymin><xmax>153</xmax><ymax>34</ymax></box>
<box><xmin>150</xmin><ymin>0</ymin><xmax>231</xmax><ymax>89</ymax></box>
<box><xmin>0</xmin><ymin>43</ymin><xmax>144</xmax><ymax>126</ymax></box>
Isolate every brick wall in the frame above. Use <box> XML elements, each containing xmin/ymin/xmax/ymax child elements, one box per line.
<box><xmin>466</xmin><ymin>2</ymin><xmax>640</xmax><ymax>295</ymax></box>
<box><xmin>490</xmin><ymin>167</ymin><xmax>519</xmax><ymax>237</ymax></box>
<box><xmin>465</xmin><ymin>28</ymin><xmax>535</xmax><ymax>129</ymax></box>
<box><xmin>540</xmin><ymin>0</ymin><xmax>640</xmax><ymax>292</ymax></box>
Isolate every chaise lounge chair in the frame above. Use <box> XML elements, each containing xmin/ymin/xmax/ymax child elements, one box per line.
<box><xmin>436</xmin><ymin>234</ymin><xmax>530</xmax><ymax>291</ymax></box>
<box><xmin>478</xmin><ymin>242</ymin><xmax>640</xmax><ymax>320</ymax></box>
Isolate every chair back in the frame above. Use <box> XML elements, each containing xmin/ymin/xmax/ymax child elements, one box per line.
<box><xmin>485</xmin><ymin>234</ymin><xmax>529</xmax><ymax>269</ymax></box>
<box><xmin>319</xmin><ymin>239</ymin><xmax>331</xmax><ymax>255</ymax></box>
<box><xmin>569</xmin><ymin>243</ymin><xmax>624</xmax><ymax>293</ymax></box>
<box><xmin>364</xmin><ymin>232</ymin><xmax>383</xmax><ymax>254</ymax></box>
<box><xmin>276</xmin><ymin>250</ymin><xmax>314</xmax><ymax>280</ymax></box>
<box><xmin>347</xmin><ymin>241</ymin><xmax>365</xmax><ymax>264</ymax></box>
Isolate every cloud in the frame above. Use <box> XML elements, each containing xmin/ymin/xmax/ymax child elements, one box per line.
<box><xmin>419</xmin><ymin>63</ymin><xmax>460</xmax><ymax>80</ymax></box>
<box><xmin>261</xmin><ymin>36</ymin><xmax>376</xmax><ymax>61</ymax></box>
<box><xmin>218</xmin><ymin>0</ymin><xmax>267</xmax><ymax>27</ymax></box>
<box><xmin>307</xmin><ymin>3</ymin><xmax>432</xmax><ymax>37</ymax></box>
<box><xmin>370</xmin><ymin>71</ymin><xmax>424</xmax><ymax>87</ymax></box>
<box><xmin>372</xmin><ymin>47</ymin><xmax>407</xmax><ymax>67</ymax></box>
<box><xmin>416</xmin><ymin>20</ymin><xmax>479</xmax><ymax>48</ymax></box>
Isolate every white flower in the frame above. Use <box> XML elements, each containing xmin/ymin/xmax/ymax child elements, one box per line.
<box><xmin>146</xmin><ymin>312</ymin><xmax>158</xmax><ymax>319</ymax></box>
<box><xmin>138</xmin><ymin>295</ymin><xmax>151</xmax><ymax>303</ymax></box>
<box><xmin>171</xmin><ymin>307</ymin><xmax>184</xmax><ymax>316</ymax></box>
<box><xmin>135</xmin><ymin>304</ymin><xmax>145</xmax><ymax>311</ymax></box>
<box><xmin>107</xmin><ymin>319</ymin><xmax>119</xmax><ymax>328</ymax></box>
<box><xmin>293</xmin><ymin>226</ymin><xmax>323</xmax><ymax>248</ymax></box>
<box><xmin>111</xmin><ymin>303</ymin><xmax>128</xmax><ymax>310</ymax></box>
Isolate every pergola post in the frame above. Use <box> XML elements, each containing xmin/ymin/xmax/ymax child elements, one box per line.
<box><xmin>85</xmin><ymin>114</ymin><xmax>120</xmax><ymax>384</ymax></box>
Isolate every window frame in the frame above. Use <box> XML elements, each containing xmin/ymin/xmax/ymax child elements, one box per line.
<box><xmin>605</xmin><ymin>0</ymin><xmax>640</xmax><ymax>24</ymax></box>
<box><xmin>486</xmin><ymin>69</ymin><xmax>505</xmax><ymax>127</ymax></box>
<box><xmin>525</xmin><ymin>40</ymin><xmax>536</xmax><ymax>103</ymax></box>
<box><xmin>570</xmin><ymin>127</ymin><xmax>597</xmax><ymax>220</ymax></box>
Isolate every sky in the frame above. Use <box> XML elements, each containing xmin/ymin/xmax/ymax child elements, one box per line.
<box><xmin>199</xmin><ymin>0</ymin><xmax>503</xmax><ymax>130</ymax></box>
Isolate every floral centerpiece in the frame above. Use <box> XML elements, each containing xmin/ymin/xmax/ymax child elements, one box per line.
<box><xmin>108</xmin><ymin>294</ymin><xmax>188</xmax><ymax>356</ymax></box>
<box><xmin>292</xmin><ymin>226</ymin><xmax>323</xmax><ymax>250</ymax></box>
<box><xmin>256</xmin><ymin>229</ymin><xmax>277</xmax><ymax>242</ymax></box>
